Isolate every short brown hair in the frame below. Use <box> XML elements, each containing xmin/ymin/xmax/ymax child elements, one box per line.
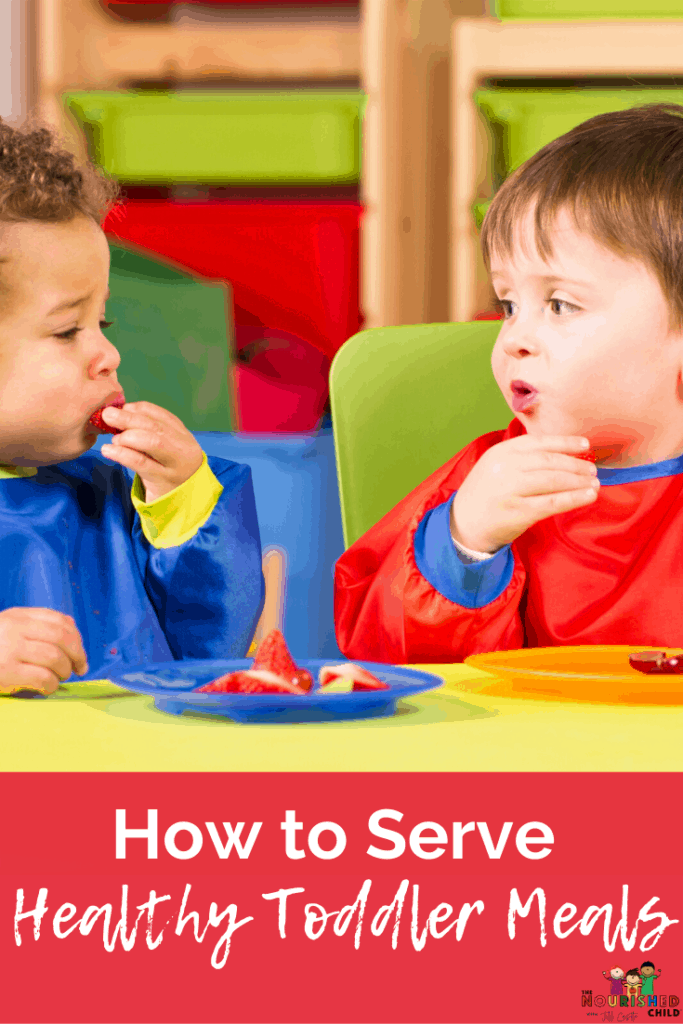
<box><xmin>0</xmin><ymin>117</ymin><xmax>118</xmax><ymax>225</ymax></box>
<box><xmin>480</xmin><ymin>103</ymin><xmax>683</xmax><ymax>327</ymax></box>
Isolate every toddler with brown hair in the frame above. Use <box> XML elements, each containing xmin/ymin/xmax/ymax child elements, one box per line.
<box><xmin>336</xmin><ymin>103</ymin><xmax>683</xmax><ymax>662</ymax></box>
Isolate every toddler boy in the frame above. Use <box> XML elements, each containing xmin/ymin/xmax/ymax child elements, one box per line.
<box><xmin>336</xmin><ymin>104</ymin><xmax>683</xmax><ymax>662</ymax></box>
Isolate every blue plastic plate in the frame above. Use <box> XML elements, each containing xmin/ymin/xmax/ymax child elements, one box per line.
<box><xmin>107</xmin><ymin>659</ymin><xmax>444</xmax><ymax>723</ymax></box>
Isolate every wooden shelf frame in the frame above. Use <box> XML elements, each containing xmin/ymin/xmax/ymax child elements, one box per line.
<box><xmin>451</xmin><ymin>17</ymin><xmax>683</xmax><ymax>321</ymax></box>
<box><xmin>36</xmin><ymin>0</ymin><xmax>361</xmax><ymax>154</ymax></box>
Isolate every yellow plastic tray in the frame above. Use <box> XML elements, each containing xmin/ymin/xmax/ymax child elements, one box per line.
<box><xmin>464</xmin><ymin>645</ymin><xmax>683</xmax><ymax>705</ymax></box>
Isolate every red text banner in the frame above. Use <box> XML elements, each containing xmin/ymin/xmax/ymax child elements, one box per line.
<box><xmin>0</xmin><ymin>772</ymin><xmax>680</xmax><ymax>1024</ymax></box>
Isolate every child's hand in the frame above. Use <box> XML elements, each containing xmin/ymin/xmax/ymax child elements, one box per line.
<box><xmin>0</xmin><ymin>608</ymin><xmax>89</xmax><ymax>695</ymax></box>
<box><xmin>99</xmin><ymin>401</ymin><xmax>204</xmax><ymax>503</ymax></box>
<box><xmin>450</xmin><ymin>434</ymin><xmax>600</xmax><ymax>554</ymax></box>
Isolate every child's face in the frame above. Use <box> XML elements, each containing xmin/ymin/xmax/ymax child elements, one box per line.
<box><xmin>490</xmin><ymin>207</ymin><xmax>683</xmax><ymax>462</ymax></box>
<box><xmin>611</xmin><ymin>968</ymin><xmax>625</xmax><ymax>980</ymax></box>
<box><xmin>640</xmin><ymin>965</ymin><xmax>655</xmax><ymax>978</ymax></box>
<box><xmin>626</xmin><ymin>973</ymin><xmax>640</xmax><ymax>986</ymax></box>
<box><xmin>0</xmin><ymin>216</ymin><xmax>120</xmax><ymax>466</ymax></box>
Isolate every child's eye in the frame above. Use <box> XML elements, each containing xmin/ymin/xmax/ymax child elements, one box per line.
<box><xmin>549</xmin><ymin>298</ymin><xmax>579</xmax><ymax>316</ymax></box>
<box><xmin>495</xmin><ymin>299</ymin><xmax>516</xmax><ymax>319</ymax></box>
<box><xmin>55</xmin><ymin>326</ymin><xmax>83</xmax><ymax>341</ymax></box>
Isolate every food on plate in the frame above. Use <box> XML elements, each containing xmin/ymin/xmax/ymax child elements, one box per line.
<box><xmin>292</xmin><ymin>668</ymin><xmax>314</xmax><ymax>692</ymax></box>
<box><xmin>196</xmin><ymin>629</ymin><xmax>313</xmax><ymax>695</ymax></box>
<box><xmin>89</xmin><ymin>391</ymin><xmax>126</xmax><ymax>434</ymax></box>
<box><xmin>629</xmin><ymin>650</ymin><xmax>683</xmax><ymax>674</ymax></box>
<box><xmin>194</xmin><ymin>629</ymin><xmax>389</xmax><ymax>696</ymax></box>
<box><xmin>319</xmin><ymin>663</ymin><xmax>390</xmax><ymax>692</ymax></box>
<box><xmin>196</xmin><ymin>669</ymin><xmax>307</xmax><ymax>695</ymax></box>
<box><xmin>252</xmin><ymin>628</ymin><xmax>299</xmax><ymax>680</ymax></box>
<box><xmin>251</xmin><ymin>629</ymin><xmax>313</xmax><ymax>691</ymax></box>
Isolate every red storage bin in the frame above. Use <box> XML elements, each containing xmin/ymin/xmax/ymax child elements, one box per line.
<box><xmin>104</xmin><ymin>198</ymin><xmax>362</xmax><ymax>430</ymax></box>
<box><xmin>105</xmin><ymin>199</ymin><xmax>361</xmax><ymax>358</ymax></box>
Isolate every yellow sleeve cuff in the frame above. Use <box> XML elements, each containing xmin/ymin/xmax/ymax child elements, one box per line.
<box><xmin>130</xmin><ymin>452</ymin><xmax>224</xmax><ymax>549</ymax></box>
<box><xmin>0</xmin><ymin>464</ymin><xmax>38</xmax><ymax>478</ymax></box>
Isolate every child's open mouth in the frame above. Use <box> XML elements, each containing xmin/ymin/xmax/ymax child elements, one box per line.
<box><xmin>510</xmin><ymin>379</ymin><xmax>539</xmax><ymax>413</ymax></box>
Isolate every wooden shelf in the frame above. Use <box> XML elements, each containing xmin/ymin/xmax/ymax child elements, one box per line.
<box><xmin>36</xmin><ymin>0</ymin><xmax>360</xmax><ymax>154</ymax></box>
<box><xmin>451</xmin><ymin>17</ymin><xmax>683</xmax><ymax>320</ymax></box>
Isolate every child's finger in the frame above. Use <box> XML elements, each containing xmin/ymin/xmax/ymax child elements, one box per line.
<box><xmin>519</xmin><ymin>434</ymin><xmax>591</xmax><ymax>453</ymax></box>
<box><xmin>100</xmin><ymin>441</ymin><xmax>164</xmax><ymax>472</ymax></box>
<box><xmin>28</xmin><ymin>619</ymin><xmax>89</xmax><ymax>676</ymax></box>
<box><xmin>0</xmin><ymin>663</ymin><xmax>61</xmax><ymax>696</ymax></box>
<box><xmin>102</xmin><ymin>402</ymin><xmax>181</xmax><ymax>435</ymax></box>
<box><xmin>100</xmin><ymin>407</ymin><xmax>170</xmax><ymax>447</ymax></box>
<box><xmin>521</xmin><ymin>451</ymin><xmax>598</xmax><ymax>477</ymax></box>
<box><xmin>20</xmin><ymin>639</ymin><xmax>74</xmax><ymax>682</ymax></box>
<box><xmin>523</xmin><ymin>486</ymin><xmax>600</xmax><ymax>516</ymax></box>
<box><xmin>109</xmin><ymin>427</ymin><xmax>169</xmax><ymax>462</ymax></box>
<box><xmin>516</xmin><ymin>469</ymin><xmax>600</xmax><ymax>497</ymax></box>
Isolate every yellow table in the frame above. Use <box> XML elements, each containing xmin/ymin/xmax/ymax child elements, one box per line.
<box><xmin>1</xmin><ymin>663</ymin><xmax>681</xmax><ymax>771</ymax></box>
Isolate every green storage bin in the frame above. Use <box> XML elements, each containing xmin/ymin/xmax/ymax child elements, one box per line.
<box><xmin>494</xmin><ymin>0</ymin><xmax>683</xmax><ymax>18</ymax></box>
<box><xmin>476</xmin><ymin>87</ymin><xmax>683</xmax><ymax>180</ymax></box>
<box><xmin>107</xmin><ymin>242</ymin><xmax>236</xmax><ymax>431</ymax></box>
<box><xmin>65</xmin><ymin>89</ymin><xmax>364</xmax><ymax>184</ymax></box>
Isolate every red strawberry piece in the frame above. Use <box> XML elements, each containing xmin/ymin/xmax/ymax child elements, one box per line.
<box><xmin>319</xmin><ymin>663</ymin><xmax>390</xmax><ymax>691</ymax></box>
<box><xmin>292</xmin><ymin>668</ymin><xmax>314</xmax><ymax>692</ymax></box>
<box><xmin>196</xmin><ymin>669</ymin><xmax>306</xmax><ymax>695</ymax></box>
<box><xmin>577</xmin><ymin>447</ymin><xmax>614</xmax><ymax>464</ymax></box>
<box><xmin>89</xmin><ymin>391</ymin><xmax>126</xmax><ymax>435</ymax></box>
<box><xmin>630</xmin><ymin>651</ymin><xmax>683</xmax><ymax>675</ymax></box>
<box><xmin>252</xmin><ymin>629</ymin><xmax>299</xmax><ymax>684</ymax></box>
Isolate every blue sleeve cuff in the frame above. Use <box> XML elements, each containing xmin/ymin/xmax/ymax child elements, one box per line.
<box><xmin>413</xmin><ymin>494</ymin><xmax>514</xmax><ymax>608</ymax></box>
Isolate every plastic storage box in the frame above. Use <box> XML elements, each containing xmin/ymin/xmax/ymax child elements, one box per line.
<box><xmin>476</xmin><ymin>87</ymin><xmax>683</xmax><ymax>178</ymax></box>
<box><xmin>493</xmin><ymin>0</ymin><xmax>683</xmax><ymax>18</ymax></box>
<box><xmin>104</xmin><ymin>1</ymin><xmax>354</xmax><ymax>5</ymax></box>
<box><xmin>107</xmin><ymin>242</ymin><xmax>236</xmax><ymax>431</ymax></box>
<box><xmin>104</xmin><ymin>199</ymin><xmax>362</xmax><ymax>359</ymax></box>
<box><xmin>65</xmin><ymin>90</ymin><xmax>364</xmax><ymax>184</ymax></box>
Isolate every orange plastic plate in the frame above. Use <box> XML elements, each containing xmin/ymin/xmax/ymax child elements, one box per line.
<box><xmin>464</xmin><ymin>645</ymin><xmax>683</xmax><ymax>705</ymax></box>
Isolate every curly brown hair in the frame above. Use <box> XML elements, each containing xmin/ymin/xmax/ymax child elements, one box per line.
<box><xmin>0</xmin><ymin>117</ymin><xmax>119</xmax><ymax>225</ymax></box>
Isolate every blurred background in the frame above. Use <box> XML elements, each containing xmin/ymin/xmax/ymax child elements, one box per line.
<box><xmin>4</xmin><ymin>0</ymin><xmax>683</xmax><ymax>655</ymax></box>
<box><xmin>4</xmin><ymin>1</ymin><xmax>683</xmax><ymax>429</ymax></box>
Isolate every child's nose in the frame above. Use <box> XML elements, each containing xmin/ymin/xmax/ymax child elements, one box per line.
<box><xmin>502</xmin><ymin>325</ymin><xmax>540</xmax><ymax>358</ymax></box>
<box><xmin>89</xmin><ymin>334</ymin><xmax>121</xmax><ymax>380</ymax></box>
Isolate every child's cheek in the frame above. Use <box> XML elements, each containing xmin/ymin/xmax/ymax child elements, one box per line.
<box><xmin>490</xmin><ymin>348</ymin><xmax>507</xmax><ymax>391</ymax></box>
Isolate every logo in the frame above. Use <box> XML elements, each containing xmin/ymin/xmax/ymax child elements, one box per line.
<box><xmin>581</xmin><ymin>961</ymin><xmax>680</xmax><ymax>1020</ymax></box>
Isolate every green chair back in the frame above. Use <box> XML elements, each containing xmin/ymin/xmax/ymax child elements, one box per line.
<box><xmin>329</xmin><ymin>322</ymin><xmax>511</xmax><ymax>548</ymax></box>
<box><xmin>107</xmin><ymin>242</ymin><xmax>236</xmax><ymax>431</ymax></box>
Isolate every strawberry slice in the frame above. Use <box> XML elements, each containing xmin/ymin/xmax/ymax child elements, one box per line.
<box><xmin>196</xmin><ymin>669</ymin><xmax>307</xmax><ymax>695</ymax></box>
<box><xmin>252</xmin><ymin>629</ymin><xmax>299</xmax><ymax>684</ymax></box>
<box><xmin>89</xmin><ymin>391</ymin><xmax>126</xmax><ymax>435</ymax></box>
<box><xmin>630</xmin><ymin>651</ymin><xmax>683</xmax><ymax>675</ymax></box>
<box><xmin>292</xmin><ymin>668</ymin><xmax>314</xmax><ymax>692</ymax></box>
<box><xmin>196</xmin><ymin>631</ymin><xmax>315</xmax><ymax>696</ymax></box>
<box><xmin>319</xmin><ymin>663</ymin><xmax>390</xmax><ymax>691</ymax></box>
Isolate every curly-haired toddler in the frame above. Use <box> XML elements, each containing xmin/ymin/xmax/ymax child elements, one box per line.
<box><xmin>0</xmin><ymin>120</ymin><xmax>264</xmax><ymax>693</ymax></box>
